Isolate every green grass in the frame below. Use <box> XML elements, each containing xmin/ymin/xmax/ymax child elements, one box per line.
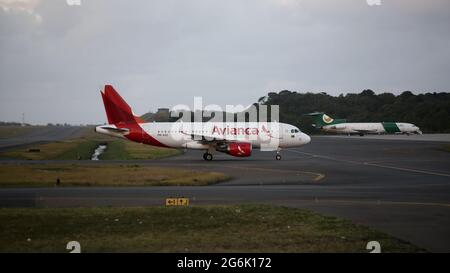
<box><xmin>0</xmin><ymin>129</ymin><xmax>181</xmax><ymax>160</ymax></box>
<box><xmin>0</xmin><ymin>164</ymin><xmax>229</xmax><ymax>187</ymax></box>
<box><xmin>55</xmin><ymin>140</ymin><xmax>99</xmax><ymax>160</ymax></box>
<box><xmin>99</xmin><ymin>141</ymin><xmax>128</xmax><ymax>160</ymax></box>
<box><xmin>120</xmin><ymin>141</ymin><xmax>181</xmax><ymax>160</ymax></box>
<box><xmin>0</xmin><ymin>140</ymin><xmax>100</xmax><ymax>160</ymax></box>
<box><xmin>99</xmin><ymin>140</ymin><xmax>181</xmax><ymax>160</ymax></box>
<box><xmin>0</xmin><ymin>205</ymin><xmax>422</xmax><ymax>253</ymax></box>
<box><xmin>0</xmin><ymin>126</ymin><xmax>41</xmax><ymax>139</ymax></box>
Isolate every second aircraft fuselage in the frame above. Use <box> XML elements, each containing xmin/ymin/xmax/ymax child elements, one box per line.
<box><xmin>322</xmin><ymin>122</ymin><xmax>421</xmax><ymax>135</ymax></box>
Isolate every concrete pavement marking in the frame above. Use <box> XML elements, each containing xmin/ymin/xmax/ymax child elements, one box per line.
<box><xmin>364</xmin><ymin>162</ymin><xmax>450</xmax><ymax>178</ymax></box>
<box><xmin>215</xmin><ymin>165</ymin><xmax>326</xmax><ymax>182</ymax></box>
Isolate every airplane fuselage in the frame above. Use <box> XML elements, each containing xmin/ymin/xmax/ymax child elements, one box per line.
<box><xmin>321</xmin><ymin>122</ymin><xmax>421</xmax><ymax>135</ymax></box>
<box><xmin>96</xmin><ymin>122</ymin><xmax>311</xmax><ymax>150</ymax></box>
<box><xmin>97</xmin><ymin>85</ymin><xmax>311</xmax><ymax>160</ymax></box>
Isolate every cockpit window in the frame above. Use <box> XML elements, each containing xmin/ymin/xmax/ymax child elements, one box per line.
<box><xmin>291</xmin><ymin>129</ymin><xmax>300</xmax><ymax>133</ymax></box>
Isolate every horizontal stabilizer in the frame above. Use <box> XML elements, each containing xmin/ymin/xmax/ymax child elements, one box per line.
<box><xmin>305</xmin><ymin>112</ymin><xmax>324</xmax><ymax>116</ymax></box>
<box><xmin>95</xmin><ymin>125</ymin><xmax>129</xmax><ymax>136</ymax></box>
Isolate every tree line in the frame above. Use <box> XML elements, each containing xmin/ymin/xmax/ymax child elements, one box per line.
<box><xmin>259</xmin><ymin>90</ymin><xmax>450</xmax><ymax>134</ymax></box>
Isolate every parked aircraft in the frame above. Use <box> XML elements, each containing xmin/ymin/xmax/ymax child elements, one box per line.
<box><xmin>307</xmin><ymin>112</ymin><xmax>422</xmax><ymax>136</ymax></box>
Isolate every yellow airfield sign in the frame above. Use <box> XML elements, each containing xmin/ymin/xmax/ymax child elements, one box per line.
<box><xmin>166</xmin><ymin>198</ymin><xmax>190</xmax><ymax>206</ymax></box>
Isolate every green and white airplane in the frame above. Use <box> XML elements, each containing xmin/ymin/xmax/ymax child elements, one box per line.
<box><xmin>307</xmin><ymin>112</ymin><xmax>422</xmax><ymax>136</ymax></box>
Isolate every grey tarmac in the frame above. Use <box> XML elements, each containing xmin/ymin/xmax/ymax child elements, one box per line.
<box><xmin>0</xmin><ymin>134</ymin><xmax>449</xmax><ymax>252</ymax></box>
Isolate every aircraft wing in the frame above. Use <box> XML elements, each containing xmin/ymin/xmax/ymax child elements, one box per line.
<box><xmin>180</xmin><ymin>131</ymin><xmax>240</xmax><ymax>143</ymax></box>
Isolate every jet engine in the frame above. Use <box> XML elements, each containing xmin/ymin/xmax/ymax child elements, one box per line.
<box><xmin>216</xmin><ymin>142</ymin><xmax>252</xmax><ymax>157</ymax></box>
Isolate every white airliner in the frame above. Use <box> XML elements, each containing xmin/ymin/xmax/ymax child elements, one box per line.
<box><xmin>308</xmin><ymin>112</ymin><xmax>422</xmax><ymax>136</ymax></box>
<box><xmin>95</xmin><ymin>85</ymin><xmax>311</xmax><ymax>160</ymax></box>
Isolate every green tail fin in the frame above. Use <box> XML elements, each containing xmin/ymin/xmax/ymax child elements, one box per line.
<box><xmin>306</xmin><ymin>112</ymin><xmax>345</xmax><ymax>128</ymax></box>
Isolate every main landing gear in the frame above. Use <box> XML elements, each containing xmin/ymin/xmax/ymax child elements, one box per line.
<box><xmin>203</xmin><ymin>152</ymin><xmax>213</xmax><ymax>161</ymax></box>
<box><xmin>275</xmin><ymin>148</ymin><xmax>282</xmax><ymax>160</ymax></box>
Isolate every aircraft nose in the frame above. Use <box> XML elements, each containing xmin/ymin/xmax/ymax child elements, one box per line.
<box><xmin>302</xmin><ymin>133</ymin><xmax>311</xmax><ymax>144</ymax></box>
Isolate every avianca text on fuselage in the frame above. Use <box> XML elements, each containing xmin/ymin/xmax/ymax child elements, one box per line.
<box><xmin>95</xmin><ymin>85</ymin><xmax>311</xmax><ymax>161</ymax></box>
<box><xmin>212</xmin><ymin>125</ymin><xmax>260</xmax><ymax>136</ymax></box>
<box><xmin>174</xmin><ymin>122</ymin><xmax>279</xmax><ymax>143</ymax></box>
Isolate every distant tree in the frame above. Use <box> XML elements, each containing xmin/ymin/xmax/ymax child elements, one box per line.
<box><xmin>360</xmin><ymin>89</ymin><xmax>375</xmax><ymax>96</ymax></box>
<box><xmin>400</xmin><ymin>91</ymin><xmax>414</xmax><ymax>98</ymax></box>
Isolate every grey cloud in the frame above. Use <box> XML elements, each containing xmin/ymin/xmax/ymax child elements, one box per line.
<box><xmin>0</xmin><ymin>0</ymin><xmax>449</xmax><ymax>124</ymax></box>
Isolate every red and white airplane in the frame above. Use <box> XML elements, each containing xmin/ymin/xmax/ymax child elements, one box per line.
<box><xmin>95</xmin><ymin>85</ymin><xmax>311</xmax><ymax>160</ymax></box>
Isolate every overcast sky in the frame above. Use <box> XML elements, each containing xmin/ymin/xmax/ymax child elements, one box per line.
<box><xmin>1</xmin><ymin>0</ymin><xmax>449</xmax><ymax>124</ymax></box>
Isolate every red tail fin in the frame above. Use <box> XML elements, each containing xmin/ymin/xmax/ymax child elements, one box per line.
<box><xmin>101</xmin><ymin>85</ymin><xmax>144</xmax><ymax>124</ymax></box>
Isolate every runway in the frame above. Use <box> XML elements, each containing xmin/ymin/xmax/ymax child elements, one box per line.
<box><xmin>0</xmin><ymin>135</ymin><xmax>449</xmax><ymax>252</ymax></box>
